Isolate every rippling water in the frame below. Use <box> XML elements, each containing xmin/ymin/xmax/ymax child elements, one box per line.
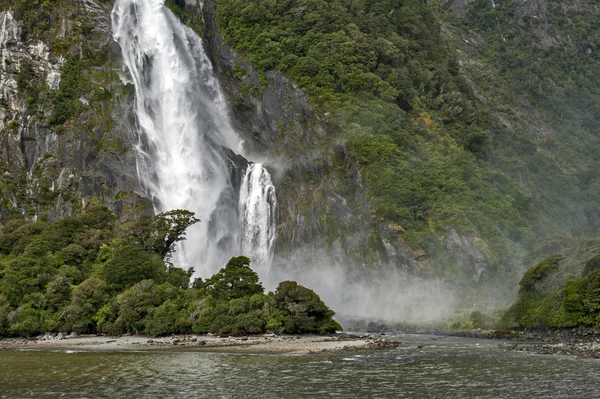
<box><xmin>1</xmin><ymin>336</ymin><xmax>600</xmax><ymax>398</ymax></box>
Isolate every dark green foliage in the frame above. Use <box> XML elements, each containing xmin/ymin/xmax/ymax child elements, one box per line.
<box><xmin>0</xmin><ymin>206</ymin><xmax>340</xmax><ymax>336</ymax></box>
<box><xmin>98</xmin><ymin>239</ymin><xmax>166</xmax><ymax>292</ymax></box>
<box><xmin>502</xmin><ymin>255</ymin><xmax>564</xmax><ymax>328</ymax></box>
<box><xmin>217</xmin><ymin>0</ymin><xmax>472</xmax><ymax>118</ymax></box>
<box><xmin>191</xmin><ymin>294</ymin><xmax>268</xmax><ymax>335</ymax></box>
<box><xmin>165</xmin><ymin>266</ymin><xmax>193</xmax><ymax>290</ymax></box>
<box><xmin>266</xmin><ymin>281</ymin><xmax>341</xmax><ymax>334</ymax></box>
<box><xmin>114</xmin><ymin>280</ymin><xmax>176</xmax><ymax>334</ymax></box>
<box><xmin>152</xmin><ymin>210</ymin><xmax>200</xmax><ymax>261</ymax></box>
<box><xmin>66</xmin><ymin>277</ymin><xmax>108</xmax><ymax>333</ymax></box>
<box><xmin>202</xmin><ymin>256</ymin><xmax>264</xmax><ymax>300</ymax></box>
<box><xmin>502</xmin><ymin>243</ymin><xmax>600</xmax><ymax>329</ymax></box>
<box><xmin>0</xmin><ymin>207</ymin><xmax>197</xmax><ymax>335</ymax></box>
<box><xmin>518</xmin><ymin>255</ymin><xmax>564</xmax><ymax>293</ymax></box>
<box><xmin>119</xmin><ymin>209</ymin><xmax>199</xmax><ymax>262</ymax></box>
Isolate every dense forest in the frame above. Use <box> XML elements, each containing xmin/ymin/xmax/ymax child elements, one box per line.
<box><xmin>0</xmin><ymin>207</ymin><xmax>340</xmax><ymax>336</ymax></box>
<box><xmin>213</xmin><ymin>0</ymin><xmax>599</xmax><ymax>287</ymax></box>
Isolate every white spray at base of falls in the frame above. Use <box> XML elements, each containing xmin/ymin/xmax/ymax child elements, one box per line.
<box><xmin>111</xmin><ymin>0</ymin><xmax>276</xmax><ymax>274</ymax></box>
<box><xmin>239</xmin><ymin>163</ymin><xmax>277</xmax><ymax>266</ymax></box>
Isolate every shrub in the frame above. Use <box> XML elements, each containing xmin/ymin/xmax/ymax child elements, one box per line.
<box><xmin>203</xmin><ymin>256</ymin><xmax>263</xmax><ymax>300</ymax></box>
<box><xmin>268</xmin><ymin>281</ymin><xmax>341</xmax><ymax>334</ymax></box>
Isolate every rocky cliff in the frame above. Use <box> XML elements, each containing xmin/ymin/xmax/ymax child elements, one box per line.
<box><xmin>199</xmin><ymin>0</ymin><xmax>429</xmax><ymax>274</ymax></box>
<box><xmin>0</xmin><ymin>1</ymin><xmax>151</xmax><ymax>224</ymax></box>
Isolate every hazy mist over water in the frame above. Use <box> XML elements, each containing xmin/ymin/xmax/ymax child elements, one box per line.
<box><xmin>257</xmin><ymin>254</ymin><xmax>457</xmax><ymax>324</ymax></box>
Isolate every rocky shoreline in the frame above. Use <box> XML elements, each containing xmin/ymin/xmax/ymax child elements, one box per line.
<box><xmin>490</xmin><ymin>329</ymin><xmax>600</xmax><ymax>359</ymax></box>
<box><xmin>0</xmin><ymin>333</ymin><xmax>398</xmax><ymax>355</ymax></box>
<box><xmin>5</xmin><ymin>325</ymin><xmax>600</xmax><ymax>358</ymax></box>
<box><xmin>343</xmin><ymin>319</ymin><xmax>600</xmax><ymax>358</ymax></box>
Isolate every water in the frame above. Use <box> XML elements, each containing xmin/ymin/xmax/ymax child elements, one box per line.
<box><xmin>2</xmin><ymin>336</ymin><xmax>600</xmax><ymax>398</ymax></box>
<box><xmin>111</xmin><ymin>0</ymin><xmax>276</xmax><ymax>274</ymax></box>
<box><xmin>239</xmin><ymin>163</ymin><xmax>277</xmax><ymax>267</ymax></box>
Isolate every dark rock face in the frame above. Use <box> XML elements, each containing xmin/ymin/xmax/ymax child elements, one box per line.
<box><xmin>0</xmin><ymin>5</ymin><xmax>152</xmax><ymax>225</ymax></box>
<box><xmin>197</xmin><ymin>0</ymin><xmax>421</xmax><ymax>271</ymax></box>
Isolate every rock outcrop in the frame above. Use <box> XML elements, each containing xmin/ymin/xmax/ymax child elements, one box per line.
<box><xmin>444</xmin><ymin>228</ymin><xmax>489</xmax><ymax>281</ymax></box>
<box><xmin>0</xmin><ymin>4</ymin><xmax>152</xmax><ymax>225</ymax></box>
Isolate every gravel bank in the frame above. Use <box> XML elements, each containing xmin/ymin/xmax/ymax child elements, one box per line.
<box><xmin>0</xmin><ymin>333</ymin><xmax>399</xmax><ymax>354</ymax></box>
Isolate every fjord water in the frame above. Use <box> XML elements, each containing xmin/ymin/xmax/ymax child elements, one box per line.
<box><xmin>2</xmin><ymin>336</ymin><xmax>600</xmax><ymax>398</ymax></box>
<box><xmin>111</xmin><ymin>0</ymin><xmax>276</xmax><ymax>274</ymax></box>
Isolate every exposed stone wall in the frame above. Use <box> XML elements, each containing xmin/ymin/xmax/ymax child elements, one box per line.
<box><xmin>0</xmin><ymin>4</ymin><xmax>152</xmax><ymax>225</ymax></box>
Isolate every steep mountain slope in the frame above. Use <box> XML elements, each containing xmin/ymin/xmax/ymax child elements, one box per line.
<box><xmin>196</xmin><ymin>0</ymin><xmax>599</xmax><ymax>291</ymax></box>
<box><xmin>0</xmin><ymin>0</ymin><xmax>597</xmax><ymax>308</ymax></box>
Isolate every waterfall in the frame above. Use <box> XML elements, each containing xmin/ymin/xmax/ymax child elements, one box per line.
<box><xmin>239</xmin><ymin>163</ymin><xmax>278</xmax><ymax>267</ymax></box>
<box><xmin>111</xmin><ymin>0</ymin><xmax>276</xmax><ymax>274</ymax></box>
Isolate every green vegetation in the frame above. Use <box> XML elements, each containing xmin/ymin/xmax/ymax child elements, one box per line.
<box><xmin>459</xmin><ymin>0</ymin><xmax>600</xmax><ymax>238</ymax></box>
<box><xmin>214</xmin><ymin>0</ymin><xmax>588</xmax><ymax>285</ymax></box>
<box><xmin>0</xmin><ymin>208</ymin><xmax>340</xmax><ymax>336</ymax></box>
<box><xmin>501</xmin><ymin>239</ymin><xmax>600</xmax><ymax>329</ymax></box>
<box><xmin>4</xmin><ymin>0</ymin><xmax>113</xmax><ymax>127</ymax></box>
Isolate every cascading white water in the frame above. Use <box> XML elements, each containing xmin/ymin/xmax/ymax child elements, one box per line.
<box><xmin>239</xmin><ymin>163</ymin><xmax>277</xmax><ymax>266</ymax></box>
<box><xmin>111</xmin><ymin>0</ymin><xmax>276</xmax><ymax>273</ymax></box>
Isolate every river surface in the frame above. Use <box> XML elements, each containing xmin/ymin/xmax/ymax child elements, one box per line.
<box><xmin>1</xmin><ymin>335</ymin><xmax>599</xmax><ymax>398</ymax></box>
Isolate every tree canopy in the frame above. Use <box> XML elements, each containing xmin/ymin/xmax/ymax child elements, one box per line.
<box><xmin>0</xmin><ymin>207</ymin><xmax>340</xmax><ymax>336</ymax></box>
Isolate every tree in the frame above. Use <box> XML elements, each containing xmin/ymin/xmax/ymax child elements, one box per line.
<box><xmin>203</xmin><ymin>256</ymin><xmax>264</xmax><ymax>300</ymax></box>
<box><xmin>121</xmin><ymin>209</ymin><xmax>200</xmax><ymax>262</ymax></box>
<box><xmin>115</xmin><ymin>280</ymin><xmax>179</xmax><ymax>334</ymax></box>
<box><xmin>518</xmin><ymin>255</ymin><xmax>564</xmax><ymax>293</ymax></box>
<box><xmin>165</xmin><ymin>266</ymin><xmax>193</xmax><ymax>289</ymax></box>
<box><xmin>154</xmin><ymin>210</ymin><xmax>200</xmax><ymax>261</ymax></box>
<box><xmin>268</xmin><ymin>280</ymin><xmax>341</xmax><ymax>334</ymax></box>
<box><xmin>66</xmin><ymin>277</ymin><xmax>108</xmax><ymax>333</ymax></box>
<box><xmin>80</xmin><ymin>206</ymin><xmax>116</xmax><ymax>230</ymax></box>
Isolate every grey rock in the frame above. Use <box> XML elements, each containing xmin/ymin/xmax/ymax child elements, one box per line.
<box><xmin>444</xmin><ymin>227</ymin><xmax>488</xmax><ymax>281</ymax></box>
<box><xmin>0</xmin><ymin>6</ymin><xmax>153</xmax><ymax>226</ymax></box>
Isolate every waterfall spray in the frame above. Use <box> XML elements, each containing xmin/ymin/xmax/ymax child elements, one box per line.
<box><xmin>111</xmin><ymin>0</ymin><xmax>276</xmax><ymax>274</ymax></box>
<box><xmin>239</xmin><ymin>163</ymin><xmax>278</xmax><ymax>267</ymax></box>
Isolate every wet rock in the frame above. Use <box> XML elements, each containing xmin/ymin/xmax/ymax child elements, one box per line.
<box><xmin>444</xmin><ymin>228</ymin><xmax>489</xmax><ymax>281</ymax></box>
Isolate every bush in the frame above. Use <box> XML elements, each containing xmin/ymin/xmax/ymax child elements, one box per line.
<box><xmin>203</xmin><ymin>256</ymin><xmax>263</xmax><ymax>300</ymax></box>
<box><xmin>268</xmin><ymin>281</ymin><xmax>341</xmax><ymax>334</ymax></box>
